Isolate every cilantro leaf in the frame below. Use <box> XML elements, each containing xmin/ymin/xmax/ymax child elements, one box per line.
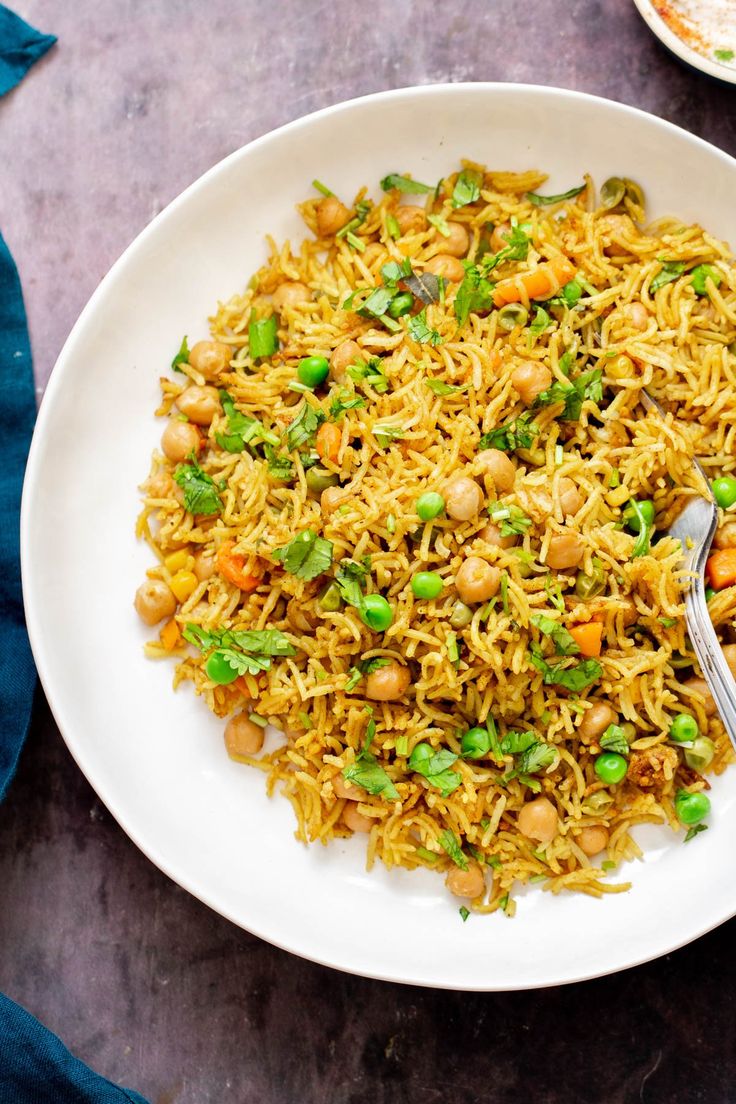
<box><xmin>452</xmin><ymin>168</ymin><xmax>483</xmax><ymax>209</ymax></box>
<box><xmin>226</xmin><ymin>629</ymin><xmax>296</xmax><ymax>656</ymax></box>
<box><xmin>531</xmin><ymin>613</ymin><xmax>580</xmax><ymax>656</ymax></box>
<box><xmin>529</xmin><ymin>649</ymin><xmax>603</xmax><ymax>692</ymax></box>
<box><xmin>284</xmin><ymin>401</ymin><xmax>325</xmax><ymax>451</ymax></box>
<box><xmin>335</xmin><ymin>200</ymin><xmax>371</xmax><ymax>241</ymax></box>
<box><xmin>329</xmin><ymin>389</ymin><xmax>366</xmax><ymax>420</ymax></box>
<box><xmin>526</xmin><ymin>183</ymin><xmax>586</xmax><ymax>206</ymax></box>
<box><xmin>425</xmin><ymin>378</ymin><xmax>464</xmax><ymax>396</ymax></box>
<box><xmin>517</xmin><ymin>741</ymin><xmax>557</xmax><ymax>774</ymax></box>
<box><xmin>380</xmin><ymin>258</ymin><xmax>413</xmax><ymax>284</ymax></box>
<box><xmin>346</xmin><ymin>356</ymin><xmax>389</xmax><ymax>394</ymax></box>
<box><xmin>500</xmin><ymin>730</ymin><xmax>537</xmax><ymax>754</ymax></box>
<box><xmin>529</xmin><ymin>306</ymin><xmax>552</xmax><ymax>337</ymax></box>
<box><xmin>650</xmin><ymin>261</ymin><xmax>685</xmax><ymax>293</ymax></box>
<box><xmin>404</xmin><ymin>270</ymin><xmax>442</xmax><ymax>306</ymax></box>
<box><xmin>273</xmin><ymin>529</ymin><xmax>333</xmax><ymax>581</ymax></box>
<box><xmin>183</xmin><ymin>623</ymin><xmax>296</xmax><ymax>677</ymax></box>
<box><xmin>534</xmin><ymin>368</ymin><xmax>603</xmax><ymax>421</ymax></box>
<box><xmin>173</xmin><ymin>456</ymin><xmax>223</xmax><ymax>516</ymax></box>
<box><xmin>488</xmin><ymin>502</ymin><xmax>532</xmax><ymax>537</ymax></box>
<box><xmin>217</xmin><ymin>391</ymin><xmax>279</xmax><ymax>453</ymax></box>
<box><xmin>356</xmin><ymin>286</ymin><xmax>395</xmax><ymax>319</ymax></box>
<box><xmin>479</xmin><ymin>413</ymin><xmax>539</xmax><ymax>452</ymax></box>
<box><xmin>438</xmin><ymin>829</ymin><xmax>468</xmax><ymax>869</ymax></box>
<box><xmin>600</xmin><ymin>723</ymin><xmax>630</xmax><ymax>756</ymax></box>
<box><xmin>345</xmin><ymin>656</ymin><xmax>392</xmax><ymax>692</ymax></box>
<box><xmin>483</xmin><ymin>225</ymin><xmax>531</xmax><ymax>272</ymax></box>
<box><xmin>454</xmin><ymin>266</ymin><xmax>495</xmax><ymax>327</ymax></box>
<box><xmin>547</xmin><ymin>280</ymin><xmax>583</xmax><ymax>309</ymax></box>
<box><xmin>627</xmin><ymin>499</ymin><xmax>653</xmax><ymax>559</ymax></box>
<box><xmin>343</xmin><ymin>750</ymin><xmax>399</xmax><ymax>800</ymax></box>
<box><xmin>691</xmin><ymin>264</ymin><xmax>722</xmax><ymax>296</ymax></box>
<box><xmin>171</xmin><ymin>335</ymin><xmax>190</xmax><ymax>372</ymax></box>
<box><xmin>684</xmin><ymin>823</ymin><xmax>709</xmax><ymax>842</ymax></box>
<box><xmin>373</xmin><ymin>424</ymin><xmax>405</xmax><ymax>447</ymax></box>
<box><xmin>715</xmin><ymin>48</ymin><xmax>735</xmax><ymax>61</ymax></box>
<box><xmin>336</xmin><ymin>560</ymin><xmax>369</xmax><ymax>610</ymax></box>
<box><xmin>459</xmin><ymin>906</ymin><xmax>470</xmax><ymax>922</ymax></box>
<box><xmin>408</xmin><ymin>309</ymin><xmax>442</xmax><ymax>345</ymax></box>
<box><xmin>379</xmin><ymin>173</ymin><xmax>434</xmax><ymax>194</ymax></box>
<box><xmin>263</xmin><ymin>445</ymin><xmax>295</xmax><ymax>482</ymax></box>
<box><xmin>412</xmin><ymin>748</ymin><xmax>462</xmax><ymax>797</ymax></box>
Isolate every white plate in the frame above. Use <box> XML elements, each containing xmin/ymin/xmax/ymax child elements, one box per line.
<box><xmin>632</xmin><ymin>0</ymin><xmax>736</xmax><ymax>84</ymax></box>
<box><xmin>21</xmin><ymin>84</ymin><xmax>736</xmax><ymax>990</ymax></box>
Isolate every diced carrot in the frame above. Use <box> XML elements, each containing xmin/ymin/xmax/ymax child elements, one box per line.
<box><xmin>569</xmin><ymin>621</ymin><xmax>603</xmax><ymax>657</ymax></box>
<box><xmin>217</xmin><ymin>541</ymin><xmax>261</xmax><ymax>592</ymax></box>
<box><xmin>492</xmin><ymin>256</ymin><xmax>577</xmax><ymax>307</ymax></box>
<box><xmin>233</xmin><ymin>676</ymin><xmax>252</xmax><ymax>699</ymax></box>
<box><xmin>316</xmin><ymin>421</ymin><xmax>341</xmax><ymax>465</ymax></box>
<box><xmin>159</xmin><ymin>618</ymin><xmax>181</xmax><ymax>650</ymax></box>
<box><xmin>707</xmin><ymin>548</ymin><xmax>736</xmax><ymax>590</ymax></box>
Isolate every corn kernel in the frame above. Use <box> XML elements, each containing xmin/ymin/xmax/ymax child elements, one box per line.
<box><xmin>165</xmin><ymin>549</ymin><xmax>191</xmax><ymax>573</ymax></box>
<box><xmin>169</xmin><ymin>570</ymin><xmax>198</xmax><ymax>602</ymax></box>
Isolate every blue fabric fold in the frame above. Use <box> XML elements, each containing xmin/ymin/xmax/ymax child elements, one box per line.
<box><xmin>0</xmin><ymin>9</ymin><xmax>151</xmax><ymax>1104</ymax></box>
<box><xmin>0</xmin><ymin>4</ymin><xmax>55</xmax><ymax>96</ymax></box>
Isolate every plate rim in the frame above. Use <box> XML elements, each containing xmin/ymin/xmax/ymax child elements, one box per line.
<box><xmin>631</xmin><ymin>0</ymin><xmax>736</xmax><ymax>85</ymax></box>
<box><xmin>20</xmin><ymin>81</ymin><xmax>736</xmax><ymax>990</ymax></box>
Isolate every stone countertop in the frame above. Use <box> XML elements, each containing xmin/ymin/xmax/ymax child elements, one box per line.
<box><xmin>2</xmin><ymin>2</ymin><xmax>736</xmax><ymax>1102</ymax></box>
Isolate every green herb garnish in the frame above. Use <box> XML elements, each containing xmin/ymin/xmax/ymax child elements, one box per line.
<box><xmin>650</xmin><ymin>261</ymin><xmax>685</xmax><ymax>293</ymax></box>
<box><xmin>248</xmin><ymin>313</ymin><xmax>278</xmax><ymax>359</ymax></box>
<box><xmin>454</xmin><ymin>265</ymin><xmax>495</xmax><ymax>327</ymax></box>
<box><xmin>451</xmin><ymin>168</ymin><xmax>483</xmax><ymax>209</ymax></box>
<box><xmin>171</xmin><ymin>335</ymin><xmax>190</xmax><ymax>372</ymax></box>
<box><xmin>439</xmin><ymin>829</ymin><xmax>468</xmax><ymax>868</ymax></box>
<box><xmin>534</xmin><ymin>368</ymin><xmax>603</xmax><ymax>421</ymax></box>
<box><xmin>273</xmin><ymin>529</ymin><xmax>333</xmax><ymax>581</ymax></box>
<box><xmin>284</xmin><ymin>401</ymin><xmax>325</xmax><ymax>451</ymax></box>
<box><xmin>600</xmin><ymin>723</ymin><xmax>629</xmax><ymax>756</ymax></box>
<box><xmin>479</xmin><ymin>412</ymin><xmax>539</xmax><ymax>452</ymax></box>
<box><xmin>531</xmin><ymin>613</ymin><xmax>580</xmax><ymax>656</ymax></box>
<box><xmin>529</xmin><ymin>646</ymin><xmax>602</xmax><ymax>692</ymax></box>
<box><xmin>526</xmin><ymin>183</ymin><xmax>586</xmax><ymax>206</ymax></box>
<box><xmin>173</xmin><ymin>455</ymin><xmax>223</xmax><ymax>516</ymax></box>
<box><xmin>380</xmin><ymin>173</ymin><xmax>434</xmax><ymax>194</ymax></box>
<box><xmin>408</xmin><ymin>309</ymin><xmax>442</xmax><ymax>345</ymax></box>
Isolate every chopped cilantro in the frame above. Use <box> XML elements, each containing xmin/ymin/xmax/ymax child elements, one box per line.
<box><xmin>454</xmin><ymin>265</ymin><xmax>495</xmax><ymax>327</ymax></box>
<box><xmin>343</xmin><ymin>747</ymin><xmax>398</xmax><ymax>800</ymax></box>
<box><xmin>379</xmin><ymin>173</ymin><xmax>434</xmax><ymax>194</ymax></box>
<box><xmin>529</xmin><ymin>645</ymin><xmax>602</xmax><ymax>692</ymax></box>
<box><xmin>439</xmin><ymin>829</ymin><xmax>468</xmax><ymax>869</ymax></box>
<box><xmin>412</xmin><ymin>748</ymin><xmax>462</xmax><ymax>797</ymax></box>
<box><xmin>534</xmin><ymin>368</ymin><xmax>603</xmax><ymax>421</ymax></box>
<box><xmin>526</xmin><ymin>183</ymin><xmax>585</xmax><ymax>206</ymax></box>
<box><xmin>171</xmin><ymin>335</ymin><xmax>190</xmax><ymax>372</ymax></box>
<box><xmin>284</xmin><ymin>401</ymin><xmax>325</xmax><ymax>451</ymax></box>
<box><xmin>273</xmin><ymin>529</ymin><xmax>333</xmax><ymax>581</ymax></box>
<box><xmin>600</xmin><ymin>723</ymin><xmax>629</xmax><ymax>756</ymax></box>
<box><xmin>459</xmin><ymin>906</ymin><xmax>470</xmax><ymax>922</ymax></box>
<box><xmin>347</xmin><ymin>356</ymin><xmax>389</xmax><ymax>394</ymax></box>
<box><xmin>425</xmin><ymin>378</ymin><xmax>464</xmax><ymax>396</ymax></box>
<box><xmin>479</xmin><ymin>413</ymin><xmax>539</xmax><ymax>452</ymax></box>
<box><xmin>173</xmin><ymin>456</ymin><xmax>223</xmax><ymax>516</ymax></box>
<box><xmin>451</xmin><ymin>168</ymin><xmax>483</xmax><ymax>209</ymax></box>
<box><xmin>248</xmin><ymin>313</ymin><xmax>278</xmax><ymax>359</ymax></box>
<box><xmin>488</xmin><ymin>502</ymin><xmax>532</xmax><ymax>537</ymax></box>
<box><xmin>715</xmin><ymin>48</ymin><xmax>735</xmax><ymax>61</ymax></box>
<box><xmin>529</xmin><ymin>306</ymin><xmax>552</xmax><ymax>337</ymax></box>
<box><xmin>530</xmin><ymin>613</ymin><xmax>580</xmax><ymax>656</ymax></box>
<box><xmin>684</xmin><ymin>823</ymin><xmax>709</xmax><ymax>842</ymax></box>
<box><xmin>650</xmin><ymin>261</ymin><xmax>685</xmax><ymax>293</ymax></box>
<box><xmin>408</xmin><ymin>309</ymin><xmax>442</xmax><ymax>345</ymax></box>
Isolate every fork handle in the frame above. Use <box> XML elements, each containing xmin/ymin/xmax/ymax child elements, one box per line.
<box><xmin>686</xmin><ymin>574</ymin><xmax>736</xmax><ymax>749</ymax></box>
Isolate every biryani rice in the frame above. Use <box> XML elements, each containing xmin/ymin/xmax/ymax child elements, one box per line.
<box><xmin>135</xmin><ymin>162</ymin><xmax>736</xmax><ymax>914</ymax></box>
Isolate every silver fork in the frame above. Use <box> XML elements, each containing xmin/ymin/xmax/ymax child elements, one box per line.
<box><xmin>642</xmin><ymin>392</ymin><xmax>736</xmax><ymax>747</ymax></box>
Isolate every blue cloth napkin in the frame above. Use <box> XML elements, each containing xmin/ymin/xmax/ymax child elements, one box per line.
<box><xmin>0</xmin><ymin>9</ymin><xmax>150</xmax><ymax>1103</ymax></box>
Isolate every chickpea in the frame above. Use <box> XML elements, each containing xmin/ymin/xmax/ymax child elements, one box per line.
<box><xmin>599</xmin><ymin>212</ymin><xmax>636</xmax><ymax>242</ymax></box>
<box><xmin>476</xmin><ymin>448</ymin><xmax>516</xmax><ymax>492</ymax></box>
<box><xmin>224</xmin><ymin>713</ymin><xmax>265</xmax><ymax>758</ymax></box>
<box><xmin>321</xmin><ymin>486</ymin><xmax>346</xmax><ymax>513</ymax></box>
<box><xmin>361</xmin><ymin>243</ymin><xmax>384</xmax><ymax>266</ymax></box>
<box><xmin>316</xmin><ymin>195</ymin><xmax>350</xmax><ymax>237</ymax></box>
<box><xmin>333</xmin><ymin>774</ymin><xmax>360</xmax><ymax>800</ymax></box>
<box><xmin>134</xmin><ymin>579</ymin><xmax>176</xmax><ymax>626</ymax></box>
<box><xmin>193</xmin><ymin>549</ymin><xmax>216</xmax><ymax>582</ymax></box>
<box><xmin>510</xmin><ymin>361</ymin><xmax>552</xmax><ymax>405</ymax></box>
<box><xmin>366</xmin><ymin>662</ymin><xmax>411</xmax><ymax>702</ymax></box>
<box><xmin>578</xmin><ymin>702</ymin><xmax>617</xmax><ymax>741</ymax></box>
<box><xmin>272</xmin><ymin>281</ymin><xmax>311</xmax><ymax>313</ymax></box>
<box><xmin>558</xmin><ymin>477</ymin><xmax>584</xmax><ymax>517</ymax></box>
<box><xmin>395</xmin><ymin>205</ymin><xmax>427</xmax><ymax>235</ymax></box>
<box><xmin>342</xmin><ymin>804</ymin><xmax>373</xmax><ymax>833</ymax></box>
<box><xmin>445</xmin><ymin>476</ymin><xmax>484</xmax><ymax>521</ymax></box>
<box><xmin>546</xmin><ymin>532</ymin><xmax>585</xmax><ymax>570</ymax></box>
<box><xmin>723</xmin><ymin>644</ymin><xmax>736</xmax><ymax>680</ymax></box>
<box><xmin>188</xmin><ymin>340</ymin><xmax>232</xmax><ymax>379</ymax></box>
<box><xmin>576</xmin><ymin>826</ymin><xmax>610</xmax><ymax>856</ymax></box>
<box><xmin>490</xmin><ymin>221</ymin><xmax>511</xmax><ymax>252</ymax></box>
<box><xmin>330</xmin><ymin>339</ymin><xmax>363</xmax><ymax>379</ymax></box>
<box><xmin>145</xmin><ymin>470</ymin><xmax>173</xmax><ymax>498</ymax></box>
<box><xmin>446</xmin><ymin>862</ymin><xmax>485</xmax><ymax>900</ymax></box>
<box><xmin>161</xmin><ymin>419</ymin><xmax>201</xmax><ymax>463</ymax></box>
<box><xmin>455</xmin><ymin>556</ymin><xmax>501</xmax><ymax>604</ymax></box>
<box><xmin>477</xmin><ymin>522</ymin><xmax>516</xmax><ymax>549</ymax></box>
<box><xmin>439</xmin><ymin>221</ymin><xmax>470</xmax><ymax>258</ymax></box>
<box><xmin>517</xmin><ymin>796</ymin><xmax>558</xmax><ymax>843</ymax></box>
<box><xmin>683</xmin><ymin>677</ymin><xmax>716</xmax><ymax>716</ymax></box>
<box><xmin>176</xmin><ymin>385</ymin><xmax>221</xmax><ymax>426</ymax></box>
<box><xmin>713</xmin><ymin>520</ymin><xmax>736</xmax><ymax>550</ymax></box>
<box><xmin>424</xmin><ymin>254</ymin><xmax>465</xmax><ymax>282</ymax></box>
<box><xmin>625</xmin><ymin>302</ymin><xmax>649</xmax><ymax>331</ymax></box>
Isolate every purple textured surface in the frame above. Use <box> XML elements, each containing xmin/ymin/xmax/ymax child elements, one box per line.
<box><xmin>3</xmin><ymin>2</ymin><xmax>736</xmax><ymax>1102</ymax></box>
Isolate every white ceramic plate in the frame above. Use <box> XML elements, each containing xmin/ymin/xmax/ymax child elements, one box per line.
<box><xmin>21</xmin><ymin>84</ymin><xmax>736</xmax><ymax>990</ymax></box>
<box><xmin>632</xmin><ymin>0</ymin><xmax>736</xmax><ymax>84</ymax></box>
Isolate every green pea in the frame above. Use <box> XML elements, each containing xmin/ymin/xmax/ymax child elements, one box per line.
<box><xmin>205</xmin><ymin>651</ymin><xmax>239</xmax><ymax>685</ymax></box>
<box><xmin>461</xmin><ymin>726</ymin><xmax>491</xmax><ymax>759</ymax></box>
<box><xmin>411</xmin><ymin>571</ymin><xmax>444</xmax><ymax>599</ymax></box>
<box><xmin>409</xmin><ymin>742</ymin><xmax>434</xmax><ymax>771</ymax></box>
<box><xmin>623</xmin><ymin>499</ymin><xmax>655</xmax><ymax>533</ymax></box>
<box><xmin>497</xmin><ymin>303</ymin><xmax>529</xmax><ymax>332</ymax></box>
<box><xmin>575</xmin><ymin>557</ymin><xmax>606</xmax><ymax>599</ymax></box>
<box><xmin>706</xmin><ymin>586</ymin><xmax>716</xmax><ymax>602</ymax></box>
<box><xmin>594</xmin><ymin>752</ymin><xmax>628</xmax><ymax>784</ymax></box>
<box><xmin>297</xmin><ymin>355</ymin><xmax>330</xmax><ymax>388</ymax></box>
<box><xmin>674</xmin><ymin>789</ymin><xmax>711</xmax><ymax>826</ymax></box>
<box><xmin>360</xmin><ymin>593</ymin><xmax>393</xmax><ymax>632</ymax></box>
<box><xmin>318</xmin><ymin>581</ymin><xmax>342</xmax><ymax>612</ymax></box>
<box><xmin>684</xmin><ymin>736</ymin><xmax>715</xmax><ymax>773</ymax></box>
<box><xmin>306</xmin><ymin>466</ymin><xmax>339</xmax><ymax>494</ymax></box>
<box><xmin>449</xmin><ymin>600</ymin><xmax>473</xmax><ymax>629</ymax></box>
<box><xmin>712</xmin><ymin>476</ymin><xmax>736</xmax><ymax>510</ymax></box>
<box><xmin>416</xmin><ymin>492</ymin><xmax>445</xmax><ymax>521</ymax></box>
<box><xmin>387</xmin><ymin>291</ymin><xmax>414</xmax><ymax>319</ymax></box>
<box><xmin>669</xmin><ymin>713</ymin><xmax>699</xmax><ymax>744</ymax></box>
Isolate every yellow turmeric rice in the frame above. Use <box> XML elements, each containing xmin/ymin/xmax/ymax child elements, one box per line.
<box><xmin>134</xmin><ymin>163</ymin><xmax>736</xmax><ymax>916</ymax></box>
